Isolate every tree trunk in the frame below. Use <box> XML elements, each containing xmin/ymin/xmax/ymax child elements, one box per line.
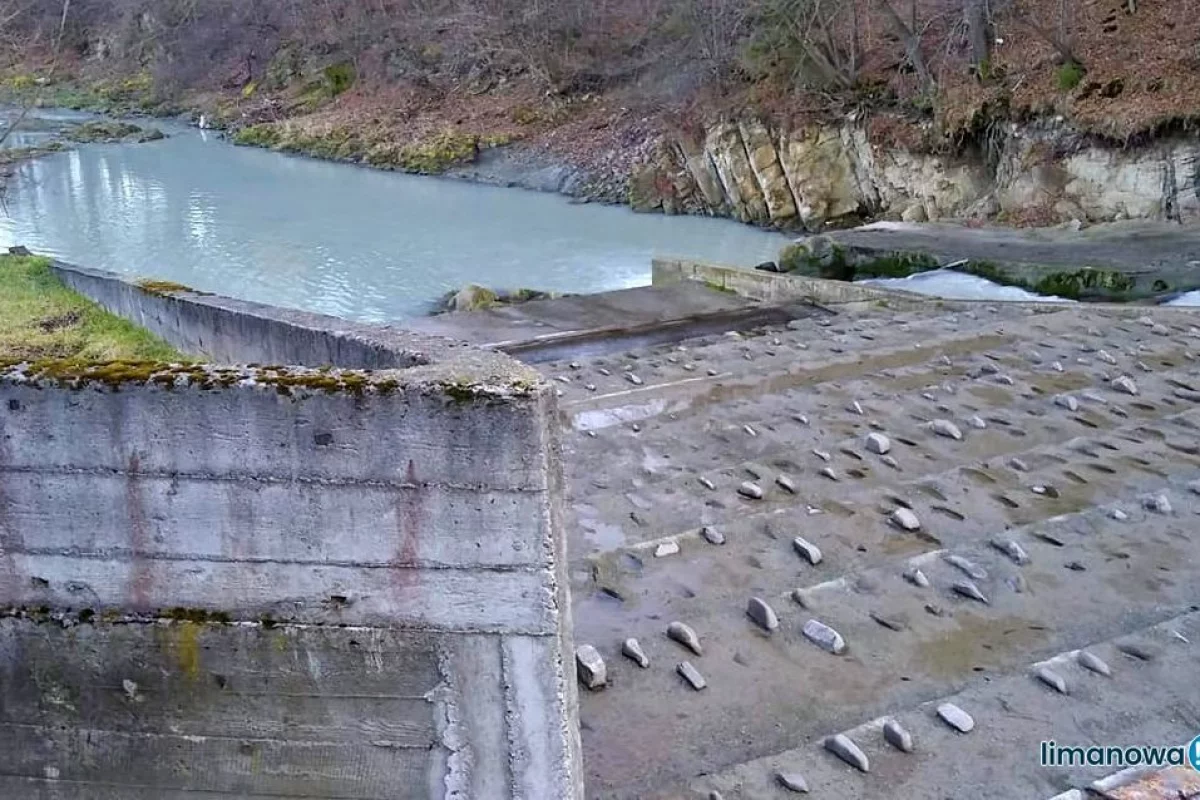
<box><xmin>965</xmin><ymin>0</ymin><xmax>992</xmax><ymax>74</ymax></box>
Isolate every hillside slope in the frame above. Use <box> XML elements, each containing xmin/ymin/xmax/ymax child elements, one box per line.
<box><xmin>2</xmin><ymin>0</ymin><xmax>1197</xmax><ymax>219</ymax></box>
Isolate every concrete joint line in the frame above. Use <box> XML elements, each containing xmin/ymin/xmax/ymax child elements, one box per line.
<box><xmin>0</xmin><ymin>464</ymin><xmax>544</xmax><ymax>494</ymax></box>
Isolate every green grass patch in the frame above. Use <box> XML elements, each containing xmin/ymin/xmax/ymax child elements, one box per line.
<box><xmin>1056</xmin><ymin>62</ymin><xmax>1085</xmax><ymax>92</ymax></box>
<box><xmin>0</xmin><ymin>256</ymin><xmax>187</xmax><ymax>363</ymax></box>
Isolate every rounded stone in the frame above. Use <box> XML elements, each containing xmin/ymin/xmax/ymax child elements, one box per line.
<box><xmin>776</xmin><ymin>771</ymin><xmax>809</xmax><ymax>793</ymax></box>
<box><xmin>747</xmin><ymin>597</ymin><xmax>780</xmax><ymax>632</ymax></box>
<box><xmin>865</xmin><ymin>432</ymin><xmax>891</xmax><ymax>455</ymax></box>
<box><xmin>621</xmin><ymin>638</ymin><xmax>650</xmax><ymax>668</ymax></box>
<box><xmin>931</xmin><ymin>419</ymin><xmax>963</xmax><ymax>440</ymax></box>
<box><xmin>990</xmin><ymin>537</ymin><xmax>1030</xmax><ymax>565</ymax></box>
<box><xmin>952</xmin><ymin>580</ymin><xmax>989</xmax><ymax>604</ymax></box>
<box><xmin>1077</xmin><ymin>650</ymin><xmax>1111</xmax><ymax>677</ymax></box>
<box><xmin>738</xmin><ymin>481</ymin><xmax>764</xmax><ymax>500</ymax></box>
<box><xmin>677</xmin><ymin>660</ymin><xmax>706</xmax><ymax>690</ymax></box>
<box><xmin>1111</xmin><ymin>375</ymin><xmax>1139</xmax><ymax>395</ymax></box>
<box><xmin>1054</xmin><ymin>394</ymin><xmax>1080</xmax><ymax>412</ymax></box>
<box><xmin>883</xmin><ymin>718</ymin><xmax>914</xmax><ymax>753</ymax></box>
<box><xmin>824</xmin><ymin>733</ymin><xmax>869</xmax><ymax>772</ymax></box>
<box><xmin>701</xmin><ymin>526</ymin><xmax>726</xmax><ymax>545</ymax></box>
<box><xmin>904</xmin><ymin>567</ymin><xmax>930</xmax><ymax>588</ymax></box>
<box><xmin>792</xmin><ymin>537</ymin><xmax>823</xmax><ymax>565</ymax></box>
<box><xmin>802</xmin><ymin>619</ymin><xmax>846</xmax><ymax>654</ymax></box>
<box><xmin>891</xmin><ymin>508</ymin><xmax>922</xmax><ymax>531</ymax></box>
<box><xmin>937</xmin><ymin>702</ymin><xmax>974</xmax><ymax>733</ymax></box>
<box><xmin>667</xmin><ymin>621</ymin><xmax>703</xmax><ymax>656</ymax></box>
<box><xmin>944</xmin><ymin>554</ymin><xmax>987</xmax><ymax>580</ymax></box>
<box><xmin>1034</xmin><ymin>665</ymin><xmax>1068</xmax><ymax>694</ymax></box>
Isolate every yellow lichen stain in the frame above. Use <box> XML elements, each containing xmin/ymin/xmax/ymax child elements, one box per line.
<box><xmin>171</xmin><ymin>621</ymin><xmax>204</xmax><ymax>681</ymax></box>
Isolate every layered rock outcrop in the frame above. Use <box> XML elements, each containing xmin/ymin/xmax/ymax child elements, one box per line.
<box><xmin>630</xmin><ymin>120</ymin><xmax>1200</xmax><ymax>230</ymax></box>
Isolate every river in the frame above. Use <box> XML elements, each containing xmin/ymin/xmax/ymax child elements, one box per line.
<box><xmin>0</xmin><ymin>110</ymin><xmax>787</xmax><ymax>321</ymax></box>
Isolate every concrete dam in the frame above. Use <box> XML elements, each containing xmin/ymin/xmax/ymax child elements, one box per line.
<box><xmin>4</xmin><ymin>255</ymin><xmax>1200</xmax><ymax>799</ymax></box>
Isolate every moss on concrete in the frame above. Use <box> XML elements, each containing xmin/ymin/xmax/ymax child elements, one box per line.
<box><xmin>779</xmin><ymin>241</ymin><xmax>1147</xmax><ymax>302</ymax></box>
<box><xmin>134</xmin><ymin>278</ymin><xmax>212</xmax><ymax>297</ymax></box>
<box><xmin>0</xmin><ymin>256</ymin><xmax>187</xmax><ymax>363</ymax></box>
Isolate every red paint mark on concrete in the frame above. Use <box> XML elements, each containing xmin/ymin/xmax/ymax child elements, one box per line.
<box><xmin>126</xmin><ymin>452</ymin><xmax>153</xmax><ymax>609</ymax></box>
<box><xmin>391</xmin><ymin>460</ymin><xmax>424</xmax><ymax>604</ymax></box>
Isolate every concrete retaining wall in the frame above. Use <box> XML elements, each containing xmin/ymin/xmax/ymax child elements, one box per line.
<box><xmin>0</xmin><ymin>269</ymin><xmax>583</xmax><ymax>798</ymax></box>
<box><xmin>653</xmin><ymin>256</ymin><xmax>927</xmax><ymax>308</ymax></box>
<box><xmin>49</xmin><ymin>260</ymin><xmax>451</xmax><ymax>369</ymax></box>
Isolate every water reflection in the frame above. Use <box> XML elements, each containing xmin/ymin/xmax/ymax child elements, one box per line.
<box><xmin>0</xmin><ymin>117</ymin><xmax>788</xmax><ymax>321</ymax></box>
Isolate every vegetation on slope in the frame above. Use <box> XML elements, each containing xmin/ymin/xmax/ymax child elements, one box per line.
<box><xmin>0</xmin><ymin>255</ymin><xmax>185</xmax><ymax>362</ymax></box>
<box><xmin>0</xmin><ymin>0</ymin><xmax>1194</xmax><ymax>177</ymax></box>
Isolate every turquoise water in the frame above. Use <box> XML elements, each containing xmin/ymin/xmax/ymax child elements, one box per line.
<box><xmin>0</xmin><ymin>111</ymin><xmax>788</xmax><ymax>321</ymax></box>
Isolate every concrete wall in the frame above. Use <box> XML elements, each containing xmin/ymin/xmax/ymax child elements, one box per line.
<box><xmin>0</xmin><ymin>271</ymin><xmax>583</xmax><ymax>797</ymax></box>
<box><xmin>49</xmin><ymin>260</ymin><xmax>450</xmax><ymax>369</ymax></box>
<box><xmin>653</xmin><ymin>256</ymin><xmax>927</xmax><ymax>308</ymax></box>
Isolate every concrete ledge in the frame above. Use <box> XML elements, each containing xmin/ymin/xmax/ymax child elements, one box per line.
<box><xmin>652</xmin><ymin>256</ymin><xmax>927</xmax><ymax>308</ymax></box>
<box><xmin>47</xmin><ymin>260</ymin><xmax>530</xmax><ymax>387</ymax></box>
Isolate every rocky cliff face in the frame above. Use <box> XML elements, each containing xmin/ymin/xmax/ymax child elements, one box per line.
<box><xmin>630</xmin><ymin>120</ymin><xmax>1200</xmax><ymax>230</ymax></box>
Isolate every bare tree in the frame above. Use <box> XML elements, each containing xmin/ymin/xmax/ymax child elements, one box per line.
<box><xmin>872</xmin><ymin>0</ymin><xmax>934</xmax><ymax>92</ymax></box>
<box><xmin>1011</xmin><ymin>0</ymin><xmax>1078</xmax><ymax>64</ymax></box>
